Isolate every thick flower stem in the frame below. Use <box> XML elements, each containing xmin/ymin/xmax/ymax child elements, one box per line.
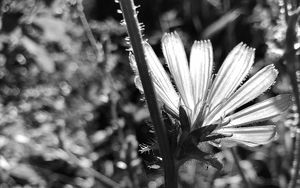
<box><xmin>118</xmin><ymin>0</ymin><xmax>177</xmax><ymax>187</ymax></box>
<box><xmin>285</xmin><ymin>6</ymin><xmax>300</xmax><ymax>188</ymax></box>
<box><xmin>230</xmin><ymin>148</ymin><xmax>252</xmax><ymax>188</ymax></box>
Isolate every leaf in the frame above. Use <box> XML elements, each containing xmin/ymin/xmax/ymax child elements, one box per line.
<box><xmin>179</xmin><ymin>106</ymin><xmax>191</xmax><ymax>133</ymax></box>
<box><xmin>201</xmin><ymin>133</ymin><xmax>232</xmax><ymax>142</ymax></box>
<box><xmin>202</xmin><ymin>9</ymin><xmax>242</xmax><ymax>38</ymax></box>
<box><xmin>190</xmin><ymin>124</ymin><xmax>219</xmax><ymax>143</ymax></box>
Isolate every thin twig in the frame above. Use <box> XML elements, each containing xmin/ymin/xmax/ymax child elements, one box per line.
<box><xmin>76</xmin><ymin>0</ymin><xmax>102</xmax><ymax>62</ymax></box>
<box><xmin>283</xmin><ymin>0</ymin><xmax>289</xmax><ymax>22</ymax></box>
<box><xmin>56</xmin><ymin>126</ymin><xmax>122</xmax><ymax>188</ymax></box>
<box><xmin>230</xmin><ymin>148</ymin><xmax>252</xmax><ymax>188</ymax></box>
<box><xmin>70</xmin><ymin>151</ymin><xmax>122</xmax><ymax>188</ymax></box>
<box><xmin>118</xmin><ymin>0</ymin><xmax>177</xmax><ymax>187</ymax></box>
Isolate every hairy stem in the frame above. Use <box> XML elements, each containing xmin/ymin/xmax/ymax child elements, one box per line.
<box><xmin>118</xmin><ymin>0</ymin><xmax>177</xmax><ymax>187</ymax></box>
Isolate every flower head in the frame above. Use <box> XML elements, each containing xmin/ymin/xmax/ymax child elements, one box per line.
<box><xmin>130</xmin><ymin>32</ymin><xmax>291</xmax><ymax>147</ymax></box>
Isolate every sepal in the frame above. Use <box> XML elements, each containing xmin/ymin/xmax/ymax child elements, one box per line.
<box><xmin>176</xmin><ymin>140</ymin><xmax>223</xmax><ymax>170</ymax></box>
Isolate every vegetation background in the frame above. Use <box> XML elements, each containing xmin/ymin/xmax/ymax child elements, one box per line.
<box><xmin>0</xmin><ymin>0</ymin><xmax>298</xmax><ymax>187</ymax></box>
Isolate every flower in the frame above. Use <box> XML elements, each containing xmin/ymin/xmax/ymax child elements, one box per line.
<box><xmin>129</xmin><ymin>32</ymin><xmax>291</xmax><ymax>147</ymax></box>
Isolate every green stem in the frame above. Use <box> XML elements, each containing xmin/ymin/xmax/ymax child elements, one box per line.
<box><xmin>118</xmin><ymin>0</ymin><xmax>177</xmax><ymax>187</ymax></box>
<box><xmin>230</xmin><ymin>148</ymin><xmax>252</xmax><ymax>188</ymax></box>
<box><xmin>285</xmin><ymin>6</ymin><xmax>300</xmax><ymax>188</ymax></box>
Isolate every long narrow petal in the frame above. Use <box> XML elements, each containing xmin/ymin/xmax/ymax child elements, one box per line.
<box><xmin>129</xmin><ymin>53</ymin><xmax>179</xmax><ymax>115</ymax></box>
<box><xmin>129</xmin><ymin>53</ymin><xmax>144</xmax><ymax>93</ymax></box>
<box><xmin>224</xmin><ymin>94</ymin><xmax>292</xmax><ymax>126</ymax></box>
<box><xmin>207</xmin><ymin>43</ymin><xmax>255</xmax><ymax>110</ymax></box>
<box><xmin>214</xmin><ymin>125</ymin><xmax>276</xmax><ymax>147</ymax></box>
<box><xmin>190</xmin><ymin>40</ymin><xmax>213</xmax><ymax>103</ymax></box>
<box><xmin>206</xmin><ymin>64</ymin><xmax>278</xmax><ymax>125</ymax></box>
<box><xmin>162</xmin><ymin>32</ymin><xmax>195</xmax><ymax>110</ymax></box>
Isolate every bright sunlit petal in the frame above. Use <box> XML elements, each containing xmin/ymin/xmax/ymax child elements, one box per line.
<box><xmin>130</xmin><ymin>32</ymin><xmax>290</xmax><ymax>148</ymax></box>
<box><xmin>206</xmin><ymin>64</ymin><xmax>278</xmax><ymax>125</ymax></box>
<box><xmin>215</xmin><ymin>125</ymin><xmax>276</xmax><ymax>147</ymax></box>
<box><xmin>207</xmin><ymin>43</ymin><xmax>255</xmax><ymax>111</ymax></box>
<box><xmin>129</xmin><ymin>53</ymin><xmax>180</xmax><ymax>115</ymax></box>
<box><xmin>190</xmin><ymin>40</ymin><xmax>213</xmax><ymax>103</ymax></box>
<box><xmin>225</xmin><ymin>94</ymin><xmax>292</xmax><ymax>126</ymax></box>
<box><xmin>144</xmin><ymin>43</ymin><xmax>180</xmax><ymax>114</ymax></box>
<box><xmin>162</xmin><ymin>32</ymin><xmax>195</xmax><ymax>110</ymax></box>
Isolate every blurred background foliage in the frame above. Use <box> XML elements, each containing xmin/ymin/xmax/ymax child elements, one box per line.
<box><xmin>0</xmin><ymin>0</ymin><xmax>298</xmax><ymax>187</ymax></box>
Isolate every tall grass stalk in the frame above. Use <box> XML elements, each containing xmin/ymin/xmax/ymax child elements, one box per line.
<box><xmin>118</xmin><ymin>0</ymin><xmax>177</xmax><ymax>187</ymax></box>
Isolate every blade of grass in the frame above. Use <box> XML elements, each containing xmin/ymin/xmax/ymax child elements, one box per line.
<box><xmin>118</xmin><ymin>0</ymin><xmax>177</xmax><ymax>187</ymax></box>
<box><xmin>202</xmin><ymin>9</ymin><xmax>241</xmax><ymax>39</ymax></box>
<box><xmin>230</xmin><ymin>148</ymin><xmax>252</xmax><ymax>188</ymax></box>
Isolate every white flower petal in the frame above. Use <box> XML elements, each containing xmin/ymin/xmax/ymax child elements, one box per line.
<box><xmin>162</xmin><ymin>32</ymin><xmax>195</xmax><ymax>110</ymax></box>
<box><xmin>215</xmin><ymin>125</ymin><xmax>276</xmax><ymax>147</ymax></box>
<box><xmin>144</xmin><ymin>43</ymin><xmax>176</xmax><ymax>96</ymax></box>
<box><xmin>129</xmin><ymin>53</ymin><xmax>143</xmax><ymax>92</ymax></box>
<box><xmin>134</xmin><ymin>76</ymin><xmax>143</xmax><ymax>93</ymax></box>
<box><xmin>129</xmin><ymin>53</ymin><xmax>179</xmax><ymax>115</ymax></box>
<box><xmin>129</xmin><ymin>52</ymin><xmax>139</xmax><ymax>75</ymax></box>
<box><xmin>225</xmin><ymin>94</ymin><xmax>292</xmax><ymax>126</ymax></box>
<box><xmin>207</xmin><ymin>43</ymin><xmax>255</xmax><ymax>110</ymax></box>
<box><xmin>152</xmin><ymin>82</ymin><xmax>179</xmax><ymax>116</ymax></box>
<box><xmin>190</xmin><ymin>40</ymin><xmax>213</xmax><ymax>103</ymax></box>
<box><xmin>144</xmin><ymin>43</ymin><xmax>180</xmax><ymax>114</ymax></box>
<box><xmin>206</xmin><ymin>64</ymin><xmax>278</xmax><ymax>125</ymax></box>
